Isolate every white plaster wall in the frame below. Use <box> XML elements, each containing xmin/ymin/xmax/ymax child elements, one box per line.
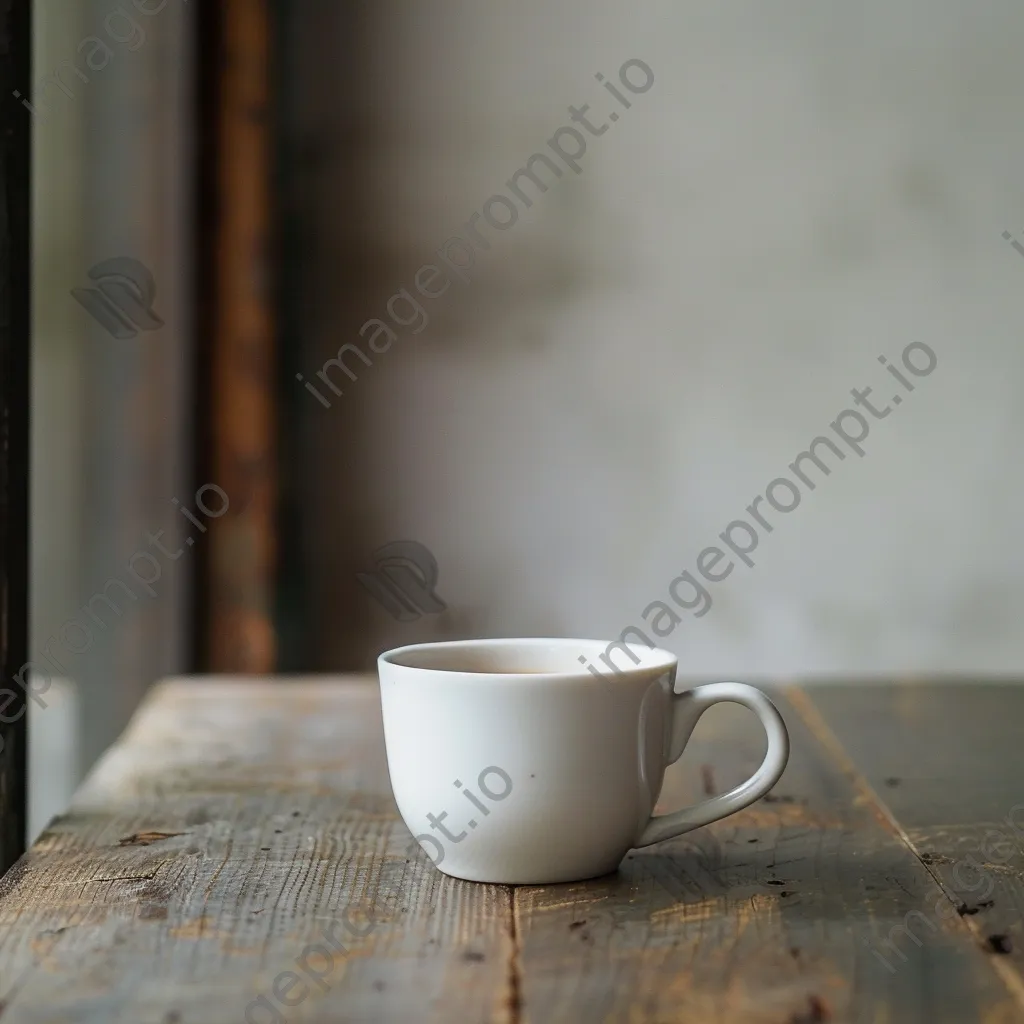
<box><xmin>311</xmin><ymin>0</ymin><xmax>1024</xmax><ymax>676</ymax></box>
<box><xmin>31</xmin><ymin>0</ymin><xmax>194</xmax><ymax>809</ymax></box>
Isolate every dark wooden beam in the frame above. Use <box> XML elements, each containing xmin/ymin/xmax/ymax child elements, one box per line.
<box><xmin>197</xmin><ymin>0</ymin><xmax>277</xmax><ymax>673</ymax></box>
<box><xmin>0</xmin><ymin>0</ymin><xmax>31</xmax><ymax>875</ymax></box>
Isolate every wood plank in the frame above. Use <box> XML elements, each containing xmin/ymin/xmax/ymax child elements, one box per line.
<box><xmin>511</xmin><ymin>683</ymin><xmax>1024</xmax><ymax>1024</ymax></box>
<box><xmin>0</xmin><ymin>680</ymin><xmax>513</xmax><ymax>1023</ymax></box>
<box><xmin>0</xmin><ymin>0</ymin><xmax>31</xmax><ymax>876</ymax></box>
<box><xmin>4</xmin><ymin>678</ymin><xmax>1022</xmax><ymax>1023</ymax></box>
<box><xmin>807</xmin><ymin>682</ymin><xmax>1024</xmax><ymax>1006</ymax></box>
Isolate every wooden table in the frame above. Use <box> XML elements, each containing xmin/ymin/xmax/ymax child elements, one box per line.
<box><xmin>1</xmin><ymin>679</ymin><xmax>1022</xmax><ymax>1023</ymax></box>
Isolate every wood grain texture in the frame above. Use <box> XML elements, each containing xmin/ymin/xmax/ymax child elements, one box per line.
<box><xmin>806</xmin><ymin>682</ymin><xmax>1024</xmax><ymax>1006</ymax></box>
<box><xmin>0</xmin><ymin>680</ymin><xmax>513</xmax><ymax>1023</ymax></box>
<box><xmin>0</xmin><ymin>679</ymin><xmax>1022</xmax><ymax>1023</ymax></box>
<box><xmin>201</xmin><ymin>0</ymin><xmax>277</xmax><ymax>673</ymax></box>
<box><xmin>512</xmin><ymin>685</ymin><xmax>1024</xmax><ymax>1024</ymax></box>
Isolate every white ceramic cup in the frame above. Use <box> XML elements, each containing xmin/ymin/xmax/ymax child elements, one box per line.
<box><xmin>378</xmin><ymin>637</ymin><xmax>789</xmax><ymax>885</ymax></box>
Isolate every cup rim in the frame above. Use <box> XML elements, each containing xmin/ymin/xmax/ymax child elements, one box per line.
<box><xmin>378</xmin><ymin>636</ymin><xmax>678</xmax><ymax>680</ymax></box>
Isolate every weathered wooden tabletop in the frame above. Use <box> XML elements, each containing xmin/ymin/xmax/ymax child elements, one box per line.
<box><xmin>0</xmin><ymin>678</ymin><xmax>1022</xmax><ymax>1024</ymax></box>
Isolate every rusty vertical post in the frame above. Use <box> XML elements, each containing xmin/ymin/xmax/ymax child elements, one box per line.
<box><xmin>201</xmin><ymin>0</ymin><xmax>277</xmax><ymax>672</ymax></box>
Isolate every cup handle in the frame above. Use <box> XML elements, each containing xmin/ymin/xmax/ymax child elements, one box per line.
<box><xmin>636</xmin><ymin>681</ymin><xmax>790</xmax><ymax>848</ymax></box>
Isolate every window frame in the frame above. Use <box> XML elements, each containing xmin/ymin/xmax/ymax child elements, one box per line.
<box><xmin>0</xmin><ymin>0</ymin><xmax>31</xmax><ymax>876</ymax></box>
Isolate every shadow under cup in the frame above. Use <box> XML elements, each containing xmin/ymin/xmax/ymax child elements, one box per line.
<box><xmin>378</xmin><ymin>638</ymin><xmax>681</xmax><ymax>885</ymax></box>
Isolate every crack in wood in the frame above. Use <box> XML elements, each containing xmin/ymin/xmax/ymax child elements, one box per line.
<box><xmin>507</xmin><ymin>888</ymin><xmax>523</xmax><ymax>1023</ymax></box>
<box><xmin>118</xmin><ymin>831</ymin><xmax>187</xmax><ymax>847</ymax></box>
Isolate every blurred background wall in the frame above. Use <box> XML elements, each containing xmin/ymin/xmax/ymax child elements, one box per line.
<box><xmin>28</xmin><ymin>0</ymin><xmax>1024</xmax><ymax>829</ymax></box>
<box><xmin>32</xmin><ymin>0</ymin><xmax>192</xmax><ymax>831</ymax></box>
<box><xmin>289</xmin><ymin>0</ymin><xmax>1024</xmax><ymax>678</ymax></box>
